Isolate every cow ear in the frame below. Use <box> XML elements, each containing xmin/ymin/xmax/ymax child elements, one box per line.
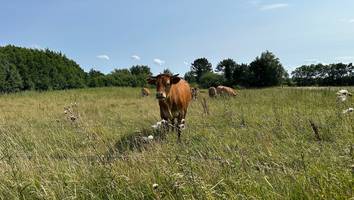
<box><xmin>147</xmin><ymin>77</ymin><xmax>156</xmax><ymax>85</ymax></box>
<box><xmin>171</xmin><ymin>74</ymin><xmax>180</xmax><ymax>84</ymax></box>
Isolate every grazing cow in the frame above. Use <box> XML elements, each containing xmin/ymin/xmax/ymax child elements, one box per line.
<box><xmin>141</xmin><ymin>87</ymin><xmax>151</xmax><ymax>97</ymax></box>
<box><xmin>208</xmin><ymin>87</ymin><xmax>217</xmax><ymax>98</ymax></box>
<box><xmin>217</xmin><ymin>86</ymin><xmax>237</xmax><ymax>96</ymax></box>
<box><xmin>191</xmin><ymin>87</ymin><xmax>199</xmax><ymax>100</ymax></box>
<box><xmin>147</xmin><ymin>74</ymin><xmax>192</xmax><ymax>139</ymax></box>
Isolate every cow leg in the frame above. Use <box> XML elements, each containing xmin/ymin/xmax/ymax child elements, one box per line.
<box><xmin>177</xmin><ymin>119</ymin><xmax>184</xmax><ymax>142</ymax></box>
<box><xmin>176</xmin><ymin>111</ymin><xmax>186</xmax><ymax>141</ymax></box>
<box><xmin>159</xmin><ymin>104</ymin><xmax>172</xmax><ymax>131</ymax></box>
<box><xmin>170</xmin><ymin>118</ymin><xmax>176</xmax><ymax>132</ymax></box>
<box><xmin>159</xmin><ymin>118</ymin><xmax>168</xmax><ymax>131</ymax></box>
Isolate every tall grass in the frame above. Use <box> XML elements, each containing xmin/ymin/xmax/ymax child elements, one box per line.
<box><xmin>0</xmin><ymin>87</ymin><xmax>352</xmax><ymax>199</ymax></box>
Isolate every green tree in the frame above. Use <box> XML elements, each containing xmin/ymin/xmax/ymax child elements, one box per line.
<box><xmin>291</xmin><ymin>63</ymin><xmax>354</xmax><ymax>86</ymax></box>
<box><xmin>0</xmin><ymin>54</ymin><xmax>8</xmax><ymax>92</ymax></box>
<box><xmin>249</xmin><ymin>51</ymin><xmax>286</xmax><ymax>87</ymax></box>
<box><xmin>88</xmin><ymin>69</ymin><xmax>106</xmax><ymax>87</ymax></box>
<box><xmin>163</xmin><ymin>68</ymin><xmax>173</xmax><ymax>75</ymax></box>
<box><xmin>184</xmin><ymin>71</ymin><xmax>196</xmax><ymax>83</ymax></box>
<box><xmin>0</xmin><ymin>45</ymin><xmax>87</xmax><ymax>92</ymax></box>
<box><xmin>6</xmin><ymin>64</ymin><xmax>23</xmax><ymax>92</ymax></box>
<box><xmin>190</xmin><ymin>58</ymin><xmax>212</xmax><ymax>83</ymax></box>
<box><xmin>106</xmin><ymin>69</ymin><xmax>134</xmax><ymax>87</ymax></box>
<box><xmin>0</xmin><ymin>57</ymin><xmax>23</xmax><ymax>93</ymax></box>
<box><xmin>216</xmin><ymin>58</ymin><xmax>237</xmax><ymax>86</ymax></box>
<box><xmin>291</xmin><ymin>64</ymin><xmax>319</xmax><ymax>86</ymax></box>
<box><xmin>199</xmin><ymin>72</ymin><xmax>224</xmax><ymax>88</ymax></box>
<box><xmin>129</xmin><ymin>65</ymin><xmax>152</xmax><ymax>87</ymax></box>
<box><xmin>130</xmin><ymin>65</ymin><xmax>152</xmax><ymax>76</ymax></box>
<box><xmin>233</xmin><ymin>63</ymin><xmax>250</xmax><ymax>87</ymax></box>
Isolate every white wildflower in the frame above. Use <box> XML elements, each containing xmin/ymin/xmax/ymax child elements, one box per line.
<box><xmin>342</xmin><ymin>108</ymin><xmax>354</xmax><ymax>114</ymax></box>
<box><xmin>70</xmin><ymin>115</ymin><xmax>76</xmax><ymax>121</ymax></box>
<box><xmin>152</xmin><ymin>183</ymin><xmax>158</xmax><ymax>189</ymax></box>
<box><xmin>336</xmin><ymin>89</ymin><xmax>352</xmax><ymax>102</ymax></box>
<box><xmin>152</xmin><ymin>120</ymin><xmax>169</xmax><ymax>129</ymax></box>
<box><xmin>151</xmin><ymin>121</ymin><xmax>161</xmax><ymax>129</ymax></box>
<box><xmin>148</xmin><ymin>135</ymin><xmax>154</xmax><ymax>140</ymax></box>
<box><xmin>337</xmin><ymin>95</ymin><xmax>347</xmax><ymax>102</ymax></box>
<box><xmin>178</xmin><ymin>124</ymin><xmax>185</xmax><ymax>130</ymax></box>
<box><xmin>336</xmin><ymin>89</ymin><xmax>352</xmax><ymax>96</ymax></box>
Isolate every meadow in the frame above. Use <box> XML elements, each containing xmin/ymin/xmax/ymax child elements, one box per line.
<box><xmin>0</xmin><ymin>87</ymin><xmax>352</xmax><ymax>199</ymax></box>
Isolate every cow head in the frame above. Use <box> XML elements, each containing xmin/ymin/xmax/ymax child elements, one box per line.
<box><xmin>147</xmin><ymin>74</ymin><xmax>181</xmax><ymax>100</ymax></box>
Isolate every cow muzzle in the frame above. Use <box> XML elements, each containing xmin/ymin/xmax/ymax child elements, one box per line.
<box><xmin>156</xmin><ymin>91</ymin><xmax>166</xmax><ymax>100</ymax></box>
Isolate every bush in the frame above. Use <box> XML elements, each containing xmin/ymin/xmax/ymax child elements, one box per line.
<box><xmin>199</xmin><ymin>72</ymin><xmax>225</xmax><ymax>88</ymax></box>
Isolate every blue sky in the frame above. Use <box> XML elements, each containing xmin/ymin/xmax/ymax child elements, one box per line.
<box><xmin>1</xmin><ymin>0</ymin><xmax>354</xmax><ymax>75</ymax></box>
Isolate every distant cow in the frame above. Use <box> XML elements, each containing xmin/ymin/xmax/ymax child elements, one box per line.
<box><xmin>148</xmin><ymin>73</ymin><xmax>192</xmax><ymax>140</ymax></box>
<box><xmin>191</xmin><ymin>87</ymin><xmax>199</xmax><ymax>100</ymax></box>
<box><xmin>208</xmin><ymin>87</ymin><xmax>217</xmax><ymax>98</ymax></box>
<box><xmin>141</xmin><ymin>88</ymin><xmax>151</xmax><ymax>97</ymax></box>
<box><xmin>217</xmin><ymin>86</ymin><xmax>237</xmax><ymax>96</ymax></box>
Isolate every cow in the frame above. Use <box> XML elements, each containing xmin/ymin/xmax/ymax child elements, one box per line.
<box><xmin>147</xmin><ymin>73</ymin><xmax>192</xmax><ymax>140</ymax></box>
<box><xmin>191</xmin><ymin>87</ymin><xmax>199</xmax><ymax>100</ymax></box>
<box><xmin>208</xmin><ymin>87</ymin><xmax>217</xmax><ymax>98</ymax></box>
<box><xmin>141</xmin><ymin>87</ymin><xmax>151</xmax><ymax>97</ymax></box>
<box><xmin>217</xmin><ymin>86</ymin><xmax>237</xmax><ymax>96</ymax></box>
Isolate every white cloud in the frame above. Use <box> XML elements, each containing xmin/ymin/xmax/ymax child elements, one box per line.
<box><xmin>153</xmin><ymin>58</ymin><xmax>165</xmax><ymax>65</ymax></box>
<box><xmin>131</xmin><ymin>55</ymin><xmax>141</xmax><ymax>60</ymax></box>
<box><xmin>31</xmin><ymin>44</ymin><xmax>44</xmax><ymax>50</ymax></box>
<box><xmin>249</xmin><ymin>0</ymin><xmax>261</xmax><ymax>6</ymax></box>
<box><xmin>339</xmin><ymin>18</ymin><xmax>354</xmax><ymax>23</ymax></box>
<box><xmin>335</xmin><ymin>56</ymin><xmax>354</xmax><ymax>62</ymax></box>
<box><xmin>304</xmin><ymin>58</ymin><xmax>327</xmax><ymax>65</ymax></box>
<box><xmin>304</xmin><ymin>58</ymin><xmax>320</xmax><ymax>63</ymax></box>
<box><xmin>97</xmin><ymin>54</ymin><xmax>110</xmax><ymax>60</ymax></box>
<box><xmin>184</xmin><ymin>61</ymin><xmax>189</xmax><ymax>66</ymax></box>
<box><xmin>259</xmin><ymin>3</ymin><xmax>288</xmax><ymax>10</ymax></box>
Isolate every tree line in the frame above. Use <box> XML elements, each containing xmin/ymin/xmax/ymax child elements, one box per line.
<box><xmin>0</xmin><ymin>45</ymin><xmax>86</xmax><ymax>92</ymax></box>
<box><xmin>184</xmin><ymin>52</ymin><xmax>353</xmax><ymax>88</ymax></box>
<box><xmin>291</xmin><ymin>63</ymin><xmax>354</xmax><ymax>86</ymax></box>
<box><xmin>184</xmin><ymin>51</ymin><xmax>289</xmax><ymax>88</ymax></box>
<box><xmin>0</xmin><ymin>45</ymin><xmax>153</xmax><ymax>93</ymax></box>
<box><xmin>1</xmin><ymin>45</ymin><xmax>353</xmax><ymax>94</ymax></box>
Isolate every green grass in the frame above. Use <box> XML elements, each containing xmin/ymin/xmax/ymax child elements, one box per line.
<box><xmin>0</xmin><ymin>87</ymin><xmax>353</xmax><ymax>199</ymax></box>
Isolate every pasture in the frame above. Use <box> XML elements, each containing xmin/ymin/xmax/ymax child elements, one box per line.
<box><xmin>0</xmin><ymin>87</ymin><xmax>352</xmax><ymax>199</ymax></box>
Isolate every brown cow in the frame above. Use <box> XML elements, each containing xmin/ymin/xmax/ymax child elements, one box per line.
<box><xmin>141</xmin><ymin>87</ymin><xmax>151</xmax><ymax>97</ymax></box>
<box><xmin>208</xmin><ymin>87</ymin><xmax>217</xmax><ymax>98</ymax></box>
<box><xmin>191</xmin><ymin>87</ymin><xmax>199</xmax><ymax>100</ymax></box>
<box><xmin>217</xmin><ymin>86</ymin><xmax>237</xmax><ymax>96</ymax></box>
<box><xmin>148</xmin><ymin>74</ymin><xmax>192</xmax><ymax>139</ymax></box>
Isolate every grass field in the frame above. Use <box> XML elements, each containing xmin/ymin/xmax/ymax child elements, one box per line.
<box><xmin>0</xmin><ymin>87</ymin><xmax>353</xmax><ymax>199</ymax></box>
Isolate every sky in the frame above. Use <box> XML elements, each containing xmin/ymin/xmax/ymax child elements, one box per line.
<box><xmin>1</xmin><ymin>0</ymin><xmax>354</xmax><ymax>75</ymax></box>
